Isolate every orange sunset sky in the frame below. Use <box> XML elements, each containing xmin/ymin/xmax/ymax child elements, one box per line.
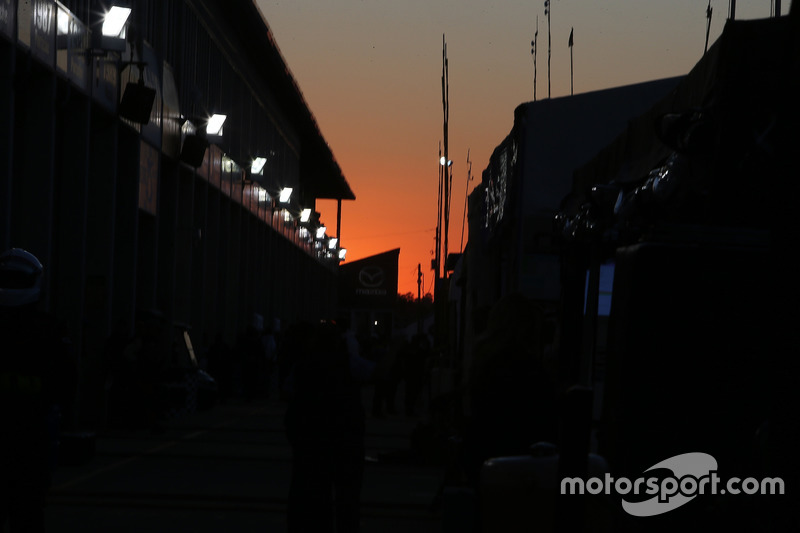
<box><xmin>255</xmin><ymin>0</ymin><xmax>791</xmax><ymax>296</ymax></box>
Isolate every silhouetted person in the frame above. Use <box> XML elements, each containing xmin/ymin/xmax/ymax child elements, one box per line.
<box><xmin>284</xmin><ymin>322</ymin><xmax>369</xmax><ymax>533</ymax></box>
<box><xmin>371</xmin><ymin>336</ymin><xmax>403</xmax><ymax>417</ymax></box>
<box><xmin>462</xmin><ymin>292</ymin><xmax>559</xmax><ymax>488</ymax></box>
<box><xmin>0</xmin><ymin>248</ymin><xmax>76</xmax><ymax>532</ymax></box>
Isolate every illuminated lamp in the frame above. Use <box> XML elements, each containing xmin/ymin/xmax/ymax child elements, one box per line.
<box><xmin>204</xmin><ymin>114</ymin><xmax>227</xmax><ymax>146</ymax></box>
<box><xmin>316</xmin><ymin>226</ymin><xmax>326</xmax><ymax>240</ymax></box>
<box><xmin>328</xmin><ymin>238</ymin><xmax>338</xmax><ymax>250</ymax></box>
<box><xmin>251</xmin><ymin>157</ymin><xmax>267</xmax><ymax>175</ymax></box>
<box><xmin>206</xmin><ymin>114</ymin><xmax>226</xmax><ymax>136</ymax></box>
<box><xmin>93</xmin><ymin>6</ymin><xmax>131</xmax><ymax>52</ymax></box>
<box><xmin>102</xmin><ymin>6</ymin><xmax>131</xmax><ymax>36</ymax></box>
<box><xmin>338</xmin><ymin>248</ymin><xmax>347</xmax><ymax>260</ymax></box>
<box><xmin>279</xmin><ymin>187</ymin><xmax>293</xmax><ymax>204</ymax></box>
<box><xmin>300</xmin><ymin>208</ymin><xmax>312</xmax><ymax>223</ymax></box>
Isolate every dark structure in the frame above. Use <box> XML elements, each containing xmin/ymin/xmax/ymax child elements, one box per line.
<box><xmin>553</xmin><ymin>11</ymin><xmax>799</xmax><ymax>530</ymax></box>
<box><xmin>450</xmin><ymin>7</ymin><xmax>799</xmax><ymax>531</ymax></box>
<box><xmin>1</xmin><ymin>0</ymin><xmax>354</xmax><ymax>425</ymax></box>
<box><xmin>338</xmin><ymin>249</ymin><xmax>399</xmax><ymax>340</ymax></box>
<box><xmin>453</xmin><ymin>77</ymin><xmax>682</xmax><ymax>402</ymax></box>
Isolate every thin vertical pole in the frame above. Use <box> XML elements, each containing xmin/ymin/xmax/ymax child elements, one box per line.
<box><xmin>460</xmin><ymin>150</ymin><xmax>471</xmax><ymax>254</ymax></box>
<box><xmin>436</xmin><ymin>142</ymin><xmax>442</xmax><ymax>280</ymax></box>
<box><xmin>569</xmin><ymin>27</ymin><xmax>574</xmax><ymax>95</ymax></box>
<box><xmin>442</xmin><ymin>35</ymin><xmax>450</xmax><ymax>276</ymax></box>
<box><xmin>546</xmin><ymin>0</ymin><xmax>551</xmax><ymax>98</ymax></box>
<box><xmin>532</xmin><ymin>16</ymin><xmax>538</xmax><ymax>101</ymax></box>
<box><xmin>336</xmin><ymin>198</ymin><xmax>341</xmax><ymax>241</ymax></box>
<box><xmin>705</xmin><ymin>1</ymin><xmax>713</xmax><ymax>55</ymax></box>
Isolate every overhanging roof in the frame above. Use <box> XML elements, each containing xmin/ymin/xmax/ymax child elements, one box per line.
<box><xmin>193</xmin><ymin>0</ymin><xmax>356</xmax><ymax>201</ymax></box>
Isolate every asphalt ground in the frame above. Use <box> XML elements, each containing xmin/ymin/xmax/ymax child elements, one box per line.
<box><xmin>44</xmin><ymin>388</ymin><xmax>446</xmax><ymax>533</ymax></box>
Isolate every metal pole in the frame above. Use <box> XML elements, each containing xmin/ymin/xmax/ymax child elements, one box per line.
<box><xmin>705</xmin><ymin>1</ymin><xmax>713</xmax><ymax>55</ymax></box>
<box><xmin>532</xmin><ymin>16</ymin><xmax>538</xmax><ymax>101</ymax></box>
<box><xmin>417</xmin><ymin>264</ymin><xmax>423</xmax><ymax>335</ymax></box>
<box><xmin>460</xmin><ymin>150</ymin><xmax>471</xmax><ymax>254</ymax></box>
<box><xmin>336</xmin><ymin>198</ymin><xmax>341</xmax><ymax>241</ymax></box>
<box><xmin>436</xmin><ymin>142</ymin><xmax>442</xmax><ymax>280</ymax></box>
<box><xmin>442</xmin><ymin>35</ymin><xmax>446</xmax><ymax>277</ymax></box>
<box><xmin>569</xmin><ymin>28</ymin><xmax>574</xmax><ymax>95</ymax></box>
<box><xmin>442</xmin><ymin>35</ymin><xmax>450</xmax><ymax>276</ymax></box>
<box><xmin>545</xmin><ymin>0</ymin><xmax>551</xmax><ymax>98</ymax></box>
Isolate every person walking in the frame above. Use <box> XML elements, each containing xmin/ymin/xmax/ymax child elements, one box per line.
<box><xmin>284</xmin><ymin>321</ymin><xmax>371</xmax><ymax>533</ymax></box>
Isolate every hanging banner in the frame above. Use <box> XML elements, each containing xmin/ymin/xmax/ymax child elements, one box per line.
<box><xmin>18</xmin><ymin>0</ymin><xmax>56</xmax><ymax>67</ymax></box>
<box><xmin>55</xmin><ymin>2</ymin><xmax>89</xmax><ymax>91</ymax></box>
<box><xmin>338</xmin><ymin>249</ymin><xmax>400</xmax><ymax>309</ymax></box>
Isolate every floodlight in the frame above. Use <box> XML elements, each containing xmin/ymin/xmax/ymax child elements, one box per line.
<box><xmin>102</xmin><ymin>6</ymin><xmax>131</xmax><ymax>37</ymax></box>
<box><xmin>251</xmin><ymin>157</ymin><xmax>267</xmax><ymax>175</ymax></box>
<box><xmin>206</xmin><ymin>114</ymin><xmax>227</xmax><ymax>136</ymax></box>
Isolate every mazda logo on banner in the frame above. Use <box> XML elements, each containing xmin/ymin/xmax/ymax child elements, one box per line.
<box><xmin>358</xmin><ymin>266</ymin><xmax>385</xmax><ymax>288</ymax></box>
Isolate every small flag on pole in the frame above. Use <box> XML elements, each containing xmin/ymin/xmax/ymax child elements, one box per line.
<box><xmin>568</xmin><ymin>27</ymin><xmax>573</xmax><ymax>47</ymax></box>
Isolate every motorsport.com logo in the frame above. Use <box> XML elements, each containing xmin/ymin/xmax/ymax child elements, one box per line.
<box><xmin>561</xmin><ymin>453</ymin><xmax>785</xmax><ymax>517</ymax></box>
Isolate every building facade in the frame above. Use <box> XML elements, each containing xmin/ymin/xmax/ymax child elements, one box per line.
<box><xmin>1</xmin><ymin>0</ymin><xmax>354</xmax><ymax>423</ymax></box>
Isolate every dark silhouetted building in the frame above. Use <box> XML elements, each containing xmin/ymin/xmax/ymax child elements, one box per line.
<box><xmin>1</xmin><ymin>0</ymin><xmax>355</xmax><ymax>425</ymax></box>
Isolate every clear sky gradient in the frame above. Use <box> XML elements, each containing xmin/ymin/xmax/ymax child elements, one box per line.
<box><xmin>254</xmin><ymin>0</ymin><xmax>791</xmax><ymax>296</ymax></box>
